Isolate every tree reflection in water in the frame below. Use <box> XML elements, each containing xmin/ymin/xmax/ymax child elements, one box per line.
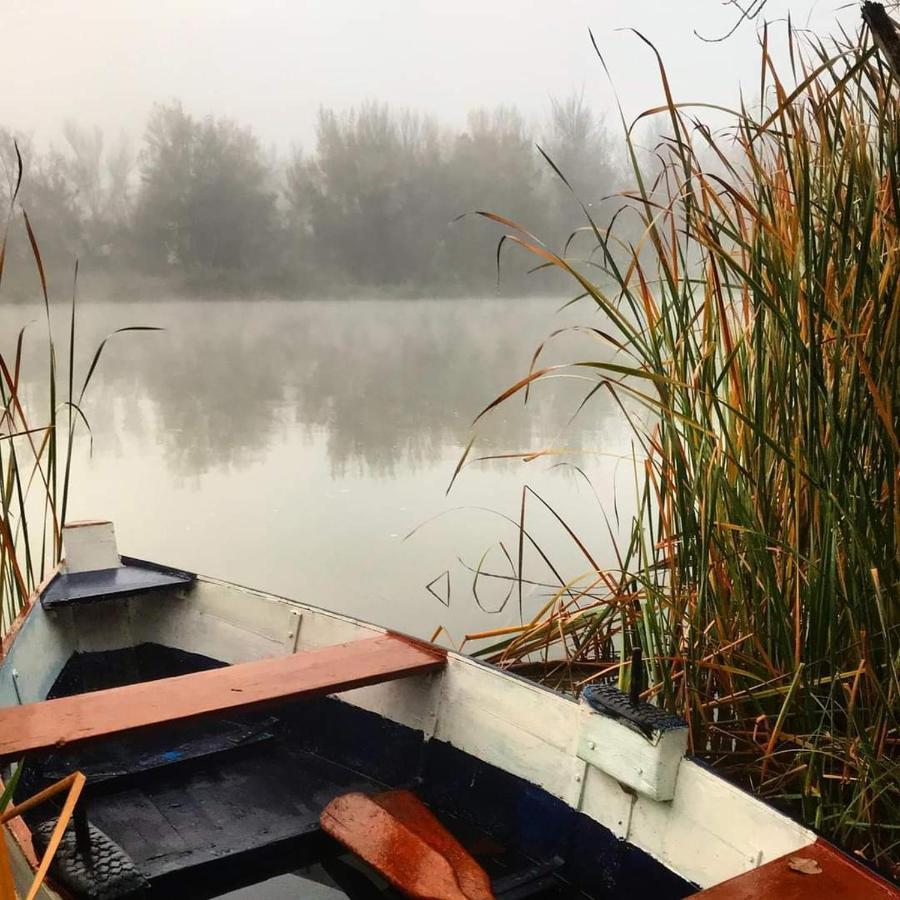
<box><xmin>1</xmin><ymin>296</ymin><xmax>630</xmax><ymax>638</ymax></box>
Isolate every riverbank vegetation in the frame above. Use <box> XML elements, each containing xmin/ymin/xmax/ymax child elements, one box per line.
<box><xmin>0</xmin><ymin>191</ymin><xmax>76</xmax><ymax>634</ymax></box>
<box><xmin>0</xmin><ymin>162</ymin><xmax>151</xmax><ymax>638</ymax></box>
<box><xmin>465</xmin><ymin>16</ymin><xmax>900</xmax><ymax>877</ymax></box>
<box><xmin>0</xmin><ymin>96</ymin><xmax>622</xmax><ymax>298</ymax></box>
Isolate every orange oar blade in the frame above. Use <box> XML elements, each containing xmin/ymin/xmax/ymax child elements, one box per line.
<box><xmin>320</xmin><ymin>791</ymin><xmax>494</xmax><ymax>900</ymax></box>
<box><xmin>372</xmin><ymin>790</ymin><xmax>493</xmax><ymax>900</ymax></box>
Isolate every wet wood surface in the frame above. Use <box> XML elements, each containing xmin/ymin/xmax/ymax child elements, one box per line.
<box><xmin>321</xmin><ymin>790</ymin><xmax>493</xmax><ymax>900</ymax></box>
<box><xmin>690</xmin><ymin>840</ymin><xmax>899</xmax><ymax>899</ymax></box>
<box><xmin>0</xmin><ymin>633</ymin><xmax>445</xmax><ymax>762</ymax></box>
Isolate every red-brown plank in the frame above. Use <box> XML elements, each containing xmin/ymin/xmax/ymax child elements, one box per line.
<box><xmin>0</xmin><ymin>634</ymin><xmax>445</xmax><ymax>763</ymax></box>
<box><xmin>690</xmin><ymin>840</ymin><xmax>899</xmax><ymax>899</ymax></box>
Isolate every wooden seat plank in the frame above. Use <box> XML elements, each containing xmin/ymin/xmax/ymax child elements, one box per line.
<box><xmin>0</xmin><ymin>634</ymin><xmax>444</xmax><ymax>763</ymax></box>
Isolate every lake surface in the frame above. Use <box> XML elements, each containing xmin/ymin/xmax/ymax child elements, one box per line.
<box><xmin>3</xmin><ymin>295</ymin><xmax>641</xmax><ymax>896</ymax></box>
<box><xmin>5</xmin><ymin>296</ymin><xmax>634</xmax><ymax>644</ymax></box>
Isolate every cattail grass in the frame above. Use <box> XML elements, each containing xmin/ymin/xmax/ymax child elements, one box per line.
<box><xmin>468</xmin><ymin>17</ymin><xmax>899</xmax><ymax>875</ymax></box>
<box><xmin>0</xmin><ymin>149</ymin><xmax>62</xmax><ymax>634</ymax></box>
<box><xmin>0</xmin><ymin>153</ymin><xmax>157</xmax><ymax>638</ymax></box>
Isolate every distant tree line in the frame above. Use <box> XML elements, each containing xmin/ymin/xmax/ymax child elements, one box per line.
<box><xmin>0</xmin><ymin>96</ymin><xmax>624</xmax><ymax>297</ymax></box>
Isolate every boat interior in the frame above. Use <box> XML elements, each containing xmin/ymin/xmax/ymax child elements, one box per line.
<box><xmin>0</xmin><ymin>523</ymin><xmax>846</xmax><ymax>899</ymax></box>
<box><xmin>19</xmin><ymin>643</ymin><xmax>613</xmax><ymax>898</ymax></box>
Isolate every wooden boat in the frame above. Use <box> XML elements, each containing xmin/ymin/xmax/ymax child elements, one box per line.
<box><xmin>0</xmin><ymin>522</ymin><xmax>896</xmax><ymax>899</ymax></box>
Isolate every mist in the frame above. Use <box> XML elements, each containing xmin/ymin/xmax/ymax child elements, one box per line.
<box><xmin>0</xmin><ymin>0</ymin><xmax>855</xmax><ymax>298</ymax></box>
<box><xmin>1</xmin><ymin>95</ymin><xmax>630</xmax><ymax>296</ymax></box>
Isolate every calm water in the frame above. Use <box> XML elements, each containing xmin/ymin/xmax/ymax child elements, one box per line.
<box><xmin>4</xmin><ymin>295</ymin><xmax>640</xmax><ymax>896</ymax></box>
<box><xmin>6</xmin><ymin>296</ymin><xmax>634</xmax><ymax>641</ymax></box>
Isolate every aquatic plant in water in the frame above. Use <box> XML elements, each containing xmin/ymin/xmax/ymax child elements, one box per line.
<box><xmin>463</xmin><ymin>15</ymin><xmax>900</xmax><ymax>876</ymax></box>
<box><xmin>0</xmin><ymin>152</ymin><xmax>157</xmax><ymax>638</ymax></box>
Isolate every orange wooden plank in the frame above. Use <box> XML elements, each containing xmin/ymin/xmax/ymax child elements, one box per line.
<box><xmin>690</xmin><ymin>840</ymin><xmax>899</xmax><ymax>899</ymax></box>
<box><xmin>0</xmin><ymin>634</ymin><xmax>444</xmax><ymax>763</ymax></box>
<box><xmin>321</xmin><ymin>791</ymin><xmax>493</xmax><ymax>900</ymax></box>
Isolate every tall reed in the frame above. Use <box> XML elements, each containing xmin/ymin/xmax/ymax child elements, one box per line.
<box><xmin>468</xmin><ymin>20</ymin><xmax>899</xmax><ymax>873</ymax></box>
<box><xmin>0</xmin><ymin>153</ymin><xmax>65</xmax><ymax>637</ymax></box>
<box><xmin>0</xmin><ymin>153</ymin><xmax>152</xmax><ymax>639</ymax></box>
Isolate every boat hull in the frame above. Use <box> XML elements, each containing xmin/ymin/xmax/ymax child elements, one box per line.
<box><xmin>2</xmin><ymin>537</ymin><xmax>889</xmax><ymax>897</ymax></box>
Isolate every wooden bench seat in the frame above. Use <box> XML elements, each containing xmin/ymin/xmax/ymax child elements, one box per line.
<box><xmin>0</xmin><ymin>634</ymin><xmax>445</xmax><ymax>763</ymax></box>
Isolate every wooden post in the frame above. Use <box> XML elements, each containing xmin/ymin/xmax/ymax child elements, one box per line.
<box><xmin>863</xmin><ymin>2</ymin><xmax>900</xmax><ymax>80</ymax></box>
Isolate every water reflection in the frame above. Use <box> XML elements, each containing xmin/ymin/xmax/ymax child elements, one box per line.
<box><xmin>50</xmin><ymin>298</ymin><xmax>615</xmax><ymax>476</ymax></box>
<box><xmin>1</xmin><ymin>297</ymin><xmax>631</xmax><ymax>638</ymax></box>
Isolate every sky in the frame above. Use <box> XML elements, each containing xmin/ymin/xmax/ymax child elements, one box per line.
<box><xmin>1</xmin><ymin>0</ymin><xmax>859</xmax><ymax>152</ymax></box>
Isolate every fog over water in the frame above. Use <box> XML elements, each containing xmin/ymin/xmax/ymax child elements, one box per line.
<box><xmin>0</xmin><ymin>0</ymin><xmax>860</xmax><ymax>641</ymax></box>
<box><xmin>3</xmin><ymin>296</ymin><xmax>632</xmax><ymax>639</ymax></box>
<box><xmin>0</xmin><ymin>2</ymin><xmax>859</xmax><ymax>309</ymax></box>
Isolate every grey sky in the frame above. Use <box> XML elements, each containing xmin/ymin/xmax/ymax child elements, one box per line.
<box><xmin>2</xmin><ymin>1</ymin><xmax>857</xmax><ymax>151</ymax></box>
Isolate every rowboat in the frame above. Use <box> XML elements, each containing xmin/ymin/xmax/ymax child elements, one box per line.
<box><xmin>0</xmin><ymin>522</ymin><xmax>896</xmax><ymax>899</ymax></box>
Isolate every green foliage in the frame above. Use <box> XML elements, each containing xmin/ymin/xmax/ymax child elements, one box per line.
<box><xmin>287</xmin><ymin>103</ymin><xmax>450</xmax><ymax>287</ymax></box>
<box><xmin>133</xmin><ymin>102</ymin><xmax>279</xmax><ymax>279</ymax></box>
<box><xmin>1</xmin><ymin>94</ymin><xmax>623</xmax><ymax>295</ymax></box>
<box><xmin>285</xmin><ymin>102</ymin><xmax>555</xmax><ymax>292</ymax></box>
<box><xmin>470</xmin><ymin>24</ymin><xmax>900</xmax><ymax>873</ymax></box>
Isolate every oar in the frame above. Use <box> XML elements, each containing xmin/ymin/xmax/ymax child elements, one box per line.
<box><xmin>320</xmin><ymin>790</ymin><xmax>494</xmax><ymax>900</ymax></box>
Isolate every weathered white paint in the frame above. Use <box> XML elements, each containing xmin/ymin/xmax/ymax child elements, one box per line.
<box><xmin>287</xmin><ymin>608</ymin><xmax>303</xmax><ymax>652</ymax></box>
<box><xmin>341</xmin><ymin>672</ymin><xmax>443</xmax><ymax>737</ymax></box>
<box><xmin>62</xmin><ymin>521</ymin><xmax>121</xmax><ymax>573</ymax></box>
<box><xmin>288</xmin><ymin>597</ymin><xmax>442</xmax><ymax>734</ymax></box>
<box><xmin>578</xmin><ymin>760</ymin><xmax>634</xmax><ymax>839</ymax></box>
<box><xmin>133</xmin><ymin>580</ymin><xmax>297</xmax><ymax>663</ymax></box>
<box><xmin>159</xmin><ymin>578</ymin><xmax>442</xmax><ymax>736</ymax></box>
<box><xmin>0</xmin><ymin>562</ymin><xmax>820</xmax><ymax>891</ymax></box>
<box><xmin>432</xmin><ymin>654</ymin><xmax>586</xmax><ymax>808</ymax></box>
<box><xmin>425</xmin><ymin>651</ymin><xmax>814</xmax><ymax>886</ymax></box>
<box><xmin>627</xmin><ymin>757</ymin><xmax>815</xmax><ymax>886</ymax></box>
<box><xmin>294</xmin><ymin>601</ymin><xmax>384</xmax><ymax>650</ymax></box>
<box><xmin>577</xmin><ymin>699</ymin><xmax>688</xmax><ymax>801</ymax></box>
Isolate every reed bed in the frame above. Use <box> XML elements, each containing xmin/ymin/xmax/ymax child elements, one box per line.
<box><xmin>0</xmin><ymin>158</ymin><xmax>70</xmax><ymax>638</ymax></box>
<box><xmin>0</xmin><ymin>156</ymin><xmax>152</xmax><ymax>640</ymax></box>
<box><xmin>464</xmin><ymin>18</ymin><xmax>900</xmax><ymax>875</ymax></box>
<box><xmin>0</xmin><ymin>156</ymin><xmax>154</xmax><ymax>900</ymax></box>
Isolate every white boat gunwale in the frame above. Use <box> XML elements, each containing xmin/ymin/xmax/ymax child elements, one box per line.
<box><xmin>3</xmin><ymin>521</ymin><xmax>885</xmax><ymax>897</ymax></box>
